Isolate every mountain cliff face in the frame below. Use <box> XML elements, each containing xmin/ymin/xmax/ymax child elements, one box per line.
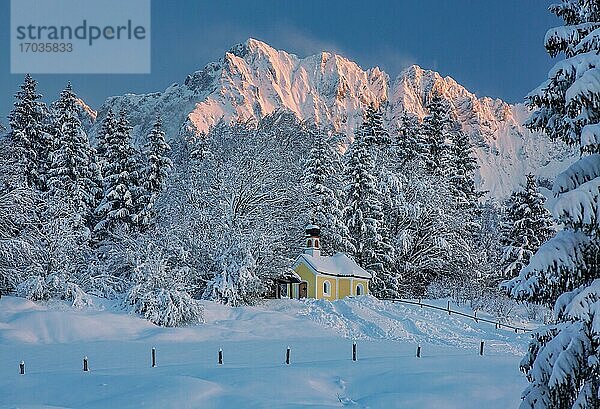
<box><xmin>90</xmin><ymin>38</ymin><xmax>575</xmax><ymax>198</ymax></box>
<box><xmin>389</xmin><ymin>65</ymin><xmax>575</xmax><ymax>197</ymax></box>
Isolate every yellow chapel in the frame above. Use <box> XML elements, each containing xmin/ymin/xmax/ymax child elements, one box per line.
<box><xmin>285</xmin><ymin>224</ymin><xmax>371</xmax><ymax>300</ymax></box>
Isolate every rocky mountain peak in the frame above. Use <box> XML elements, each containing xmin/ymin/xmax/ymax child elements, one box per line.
<box><xmin>90</xmin><ymin>38</ymin><xmax>575</xmax><ymax>198</ymax></box>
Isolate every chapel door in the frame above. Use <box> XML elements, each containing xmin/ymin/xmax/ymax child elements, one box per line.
<box><xmin>299</xmin><ymin>282</ymin><xmax>308</xmax><ymax>299</ymax></box>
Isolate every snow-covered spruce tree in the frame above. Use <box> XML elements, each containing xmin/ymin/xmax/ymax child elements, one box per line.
<box><xmin>95</xmin><ymin>109</ymin><xmax>117</xmax><ymax>174</ymax></box>
<box><xmin>419</xmin><ymin>94</ymin><xmax>453</xmax><ymax>175</ymax></box>
<box><xmin>445</xmin><ymin>127</ymin><xmax>487</xmax><ymax>284</ymax></box>
<box><xmin>46</xmin><ymin>83</ymin><xmax>102</xmax><ymax>224</ymax></box>
<box><xmin>95</xmin><ymin>111</ymin><xmax>144</xmax><ymax>236</ymax></box>
<box><xmin>139</xmin><ymin>117</ymin><xmax>172</xmax><ymax>227</ymax></box>
<box><xmin>359</xmin><ymin>104</ymin><xmax>392</xmax><ymax>148</ymax></box>
<box><xmin>344</xmin><ymin>128</ymin><xmax>394</xmax><ymax>297</ymax></box>
<box><xmin>377</xmin><ymin>167</ymin><xmax>404</xmax><ymax>297</ymax></box>
<box><xmin>503</xmin><ymin>2</ymin><xmax>600</xmax><ymax>407</ymax></box>
<box><xmin>8</xmin><ymin>74</ymin><xmax>50</xmax><ymax>190</ymax></box>
<box><xmin>395</xmin><ymin>112</ymin><xmax>426</xmax><ymax>166</ymax></box>
<box><xmin>0</xmin><ymin>113</ymin><xmax>45</xmax><ymax>293</ymax></box>
<box><xmin>500</xmin><ymin>174</ymin><xmax>554</xmax><ymax>280</ymax></box>
<box><xmin>447</xmin><ymin>129</ymin><xmax>482</xmax><ymax>210</ymax></box>
<box><xmin>304</xmin><ymin>128</ymin><xmax>353</xmax><ymax>255</ymax></box>
<box><xmin>350</xmin><ymin>105</ymin><xmax>397</xmax><ymax>296</ymax></box>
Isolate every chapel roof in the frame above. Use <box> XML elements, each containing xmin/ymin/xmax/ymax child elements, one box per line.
<box><xmin>295</xmin><ymin>252</ymin><xmax>371</xmax><ymax>279</ymax></box>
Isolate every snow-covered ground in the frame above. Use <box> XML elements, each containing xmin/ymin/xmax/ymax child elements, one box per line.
<box><xmin>0</xmin><ymin>295</ymin><xmax>532</xmax><ymax>408</ymax></box>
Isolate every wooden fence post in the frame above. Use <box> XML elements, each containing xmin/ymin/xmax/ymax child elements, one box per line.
<box><xmin>218</xmin><ymin>348</ymin><xmax>223</xmax><ymax>365</ymax></box>
<box><xmin>416</xmin><ymin>345</ymin><xmax>421</xmax><ymax>358</ymax></box>
<box><xmin>83</xmin><ymin>356</ymin><xmax>89</xmax><ymax>372</ymax></box>
<box><xmin>479</xmin><ymin>341</ymin><xmax>484</xmax><ymax>356</ymax></box>
<box><xmin>352</xmin><ymin>341</ymin><xmax>357</xmax><ymax>361</ymax></box>
<box><xmin>447</xmin><ymin>300</ymin><xmax>451</xmax><ymax>315</ymax></box>
<box><xmin>19</xmin><ymin>361</ymin><xmax>25</xmax><ymax>375</ymax></box>
<box><xmin>286</xmin><ymin>346</ymin><xmax>291</xmax><ymax>365</ymax></box>
<box><xmin>474</xmin><ymin>310</ymin><xmax>478</xmax><ymax>323</ymax></box>
<box><xmin>152</xmin><ymin>347</ymin><xmax>156</xmax><ymax>368</ymax></box>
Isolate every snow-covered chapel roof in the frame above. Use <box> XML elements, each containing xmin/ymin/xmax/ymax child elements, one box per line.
<box><xmin>295</xmin><ymin>253</ymin><xmax>372</xmax><ymax>279</ymax></box>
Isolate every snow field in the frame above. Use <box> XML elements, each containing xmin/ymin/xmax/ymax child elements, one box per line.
<box><xmin>0</xmin><ymin>296</ymin><xmax>531</xmax><ymax>408</ymax></box>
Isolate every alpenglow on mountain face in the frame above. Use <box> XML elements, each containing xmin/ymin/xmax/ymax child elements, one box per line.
<box><xmin>91</xmin><ymin>38</ymin><xmax>575</xmax><ymax>198</ymax></box>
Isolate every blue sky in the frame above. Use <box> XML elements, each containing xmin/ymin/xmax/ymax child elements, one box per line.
<box><xmin>0</xmin><ymin>0</ymin><xmax>558</xmax><ymax>121</ymax></box>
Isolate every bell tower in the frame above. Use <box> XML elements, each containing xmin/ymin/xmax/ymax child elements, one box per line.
<box><xmin>304</xmin><ymin>224</ymin><xmax>321</xmax><ymax>257</ymax></box>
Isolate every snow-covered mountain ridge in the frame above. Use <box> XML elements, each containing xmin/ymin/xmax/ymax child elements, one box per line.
<box><xmin>91</xmin><ymin>38</ymin><xmax>576</xmax><ymax>198</ymax></box>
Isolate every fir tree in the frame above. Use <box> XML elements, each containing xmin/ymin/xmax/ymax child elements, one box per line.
<box><xmin>351</xmin><ymin>106</ymin><xmax>397</xmax><ymax>296</ymax></box>
<box><xmin>139</xmin><ymin>117</ymin><xmax>172</xmax><ymax>227</ymax></box>
<box><xmin>357</xmin><ymin>104</ymin><xmax>392</xmax><ymax>149</ymax></box>
<box><xmin>94</xmin><ymin>111</ymin><xmax>143</xmax><ymax>236</ymax></box>
<box><xmin>503</xmin><ymin>2</ymin><xmax>600</xmax><ymax>407</ymax></box>
<box><xmin>420</xmin><ymin>94</ymin><xmax>453</xmax><ymax>175</ymax></box>
<box><xmin>344</xmin><ymin>130</ymin><xmax>394</xmax><ymax>297</ymax></box>
<box><xmin>396</xmin><ymin>112</ymin><xmax>426</xmax><ymax>166</ymax></box>
<box><xmin>96</xmin><ymin>109</ymin><xmax>117</xmax><ymax>174</ymax></box>
<box><xmin>447</xmin><ymin>129</ymin><xmax>482</xmax><ymax>209</ymax></box>
<box><xmin>304</xmin><ymin>129</ymin><xmax>352</xmax><ymax>255</ymax></box>
<box><xmin>500</xmin><ymin>174</ymin><xmax>554</xmax><ymax>279</ymax></box>
<box><xmin>8</xmin><ymin>74</ymin><xmax>49</xmax><ymax>190</ymax></box>
<box><xmin>46</xmin><ymin>83</ymin><xmax>102</xmax><ymax>222</ymax></box>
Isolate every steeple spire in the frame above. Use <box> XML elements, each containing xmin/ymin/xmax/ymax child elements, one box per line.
<box><xmin>304</xmin><ymin>224</ymin><xmax>321</xmax><ymax>257</ymax></box>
